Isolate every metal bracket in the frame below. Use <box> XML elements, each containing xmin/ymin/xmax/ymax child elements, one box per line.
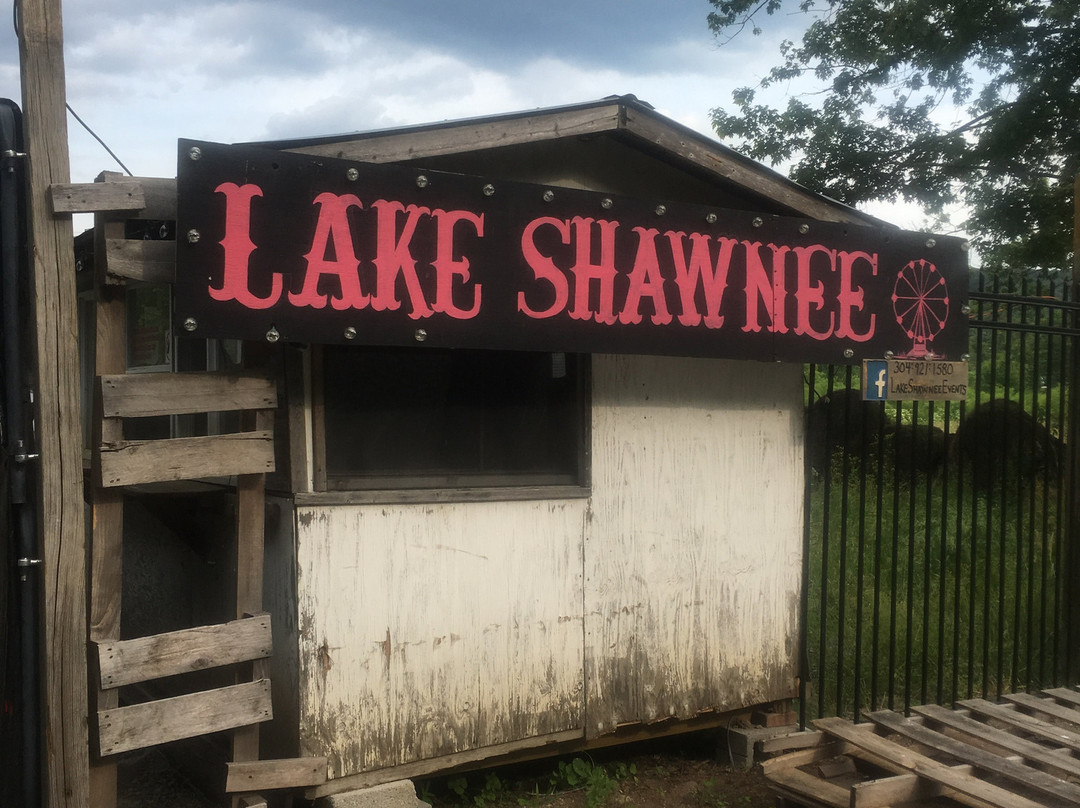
<box><xmin>17</xmin><ymin>556</ymin><xmax>42</xmax><ymax>581</ymax></box>
<box><xmin>12</xmin><ymin>439</ymin><xmax>39</xmax><ymax>464</ymax></box>
<box><xmin>2</xmin><ymin>149</ymin><xmax>27</xmax><ymax>159</ymax></box>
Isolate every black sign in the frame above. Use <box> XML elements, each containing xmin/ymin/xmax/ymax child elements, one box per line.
<box><xmin>175</xmin><ymin>139</ymin><xmax>969</xmax><ymax>363</ymax></box>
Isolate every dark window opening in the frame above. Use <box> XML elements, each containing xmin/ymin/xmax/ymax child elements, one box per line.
<box><xmin>319</xmin><ymin>346</ymin><xmax>589</xmax><ymax>490</ymax></box>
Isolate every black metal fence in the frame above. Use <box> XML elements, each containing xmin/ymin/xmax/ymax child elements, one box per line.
<box><xmin>801</xmin><ymin>272</ymin><xmax>1080</xmax><ymax>723</ymax></box>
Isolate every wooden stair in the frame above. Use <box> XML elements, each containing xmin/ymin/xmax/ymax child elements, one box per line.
<box><xmin>764</xmin><ymin>687</ymin><xmax>1080</xmax><ymax>808</ymax></box>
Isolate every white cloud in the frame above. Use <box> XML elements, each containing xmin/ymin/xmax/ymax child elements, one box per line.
<box><xmin>55</xmin><ymin>4</ymin><xmax>748</xmax><ymax>183</ymax></box>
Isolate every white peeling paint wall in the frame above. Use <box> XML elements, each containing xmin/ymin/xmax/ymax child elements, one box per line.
<box><xmin>586</xmin><ymin>355</ymin><xmax>804</xmax><ymax>736</ymax></box>
<box><xmin>295</xmin><ymin>354</ymin><xmax>804</xmax><ymax>778</ymax></box>
<box><xmin>295</xmin><ymin>500</ymin><xmax>588</xmax><ymax>778</ymax></box>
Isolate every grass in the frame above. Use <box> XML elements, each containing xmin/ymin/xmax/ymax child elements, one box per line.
<box><xmin>803</xmin><ymin>443</ymin><xmax>1072</xmax><ymax>721</ymax></box>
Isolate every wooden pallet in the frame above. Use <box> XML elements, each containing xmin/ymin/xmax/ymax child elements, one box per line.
<box><xmin>71</xmin><ymin>174</ymin><xmax>327</xmax><ymax>808</ymax></box>
<box><xmin>763</xmin><ymin>687</ymin><xmax>1080</xmax><ymax>808</ymax></box>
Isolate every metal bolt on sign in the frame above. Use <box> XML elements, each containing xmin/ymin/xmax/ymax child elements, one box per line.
<box><xmin>183</xmin><ymin>317</ymin><xmax>198</xmax><ymax>332</ymax></box>
<box><xmin>188</xmin><ymin>146</ymin><xmax>202</xmax><ymax>161</ymax></box>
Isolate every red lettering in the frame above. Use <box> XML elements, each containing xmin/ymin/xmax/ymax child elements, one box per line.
<box><xmin>288</xmin><ymin>192</ymin><xmax>367</xmax><ymax>310</ymax></box>
<box><xmin>619</xmin><ymin>227</ymin><xmax>673</xmax><ymax>325</ymax></box>
<box><xmin>568</xmin><ymin>217</ymin><xmax>618</xmax><ymax>325</ymax></box>
<box><xmin>370</xmin><ymin>200</ymin><xmax>433</xmax><ymax>319</ymax></box>
<box><xmin>835</xmin><ymin>250</ymin><xmax>877</xmax><ymax>341</ymax></box>
<box><xmin>518</xmin><ymin>217</ymin><xmax>571</xmax><ymax>319</ymax></box>
<box><xmin>667</xmin><ymin>231</ymin><xmax>734</xmax><ymax>328</ymax></box>
<box><xmin>211</xmin><ymin>182</ymin><xmax>282</xmax><ymax>310</ymax></box>
<box><xmin>430</xmin><ymin>208</ymin><xmax>483</xmax><ymax>319</ymax></box>
<box><xmin>742</xmin><ymin>241</ymin><xmax>790</xmax><ymax>334</ymax></box>
<box><xmin>793</xmin><ymin>244</ymin><xmax>836</xmax><ymax>339</ymax></box>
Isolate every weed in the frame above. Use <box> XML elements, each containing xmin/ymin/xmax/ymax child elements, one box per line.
<box><xmin>444</xmin><ymin>772</ymin><xmax>507</xmax><ymax>807</ymax></box>
<box><xmin>548</xmin><ymin>756</ymin><xmax>636</xmax><ymax>808</ymax></box>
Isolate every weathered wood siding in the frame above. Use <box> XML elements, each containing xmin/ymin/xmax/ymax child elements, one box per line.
<box><xmin>294</xmin><ymin>354</ymin><xmax>803</xmax><ymax>778</ymax></box>
<box><xmin>295</xmin><ymin>500</ymin><xmax>588</xmax><ymax>777</ymax></box>
<box><xmin>586</xmin><ymin>355</ymin><xmax>803</xmax><ymax>736</ymax></box>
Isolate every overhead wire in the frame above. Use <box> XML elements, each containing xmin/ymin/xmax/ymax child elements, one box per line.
<box><xmin>12</xmin><ymin>0</ymin><xmax>134</xmax><ymax>177</ymax></box>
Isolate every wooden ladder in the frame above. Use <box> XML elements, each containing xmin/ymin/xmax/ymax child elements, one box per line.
<box><xmin>60</xmin><ymin>173</ymin><xmax>326</xmax><ymax>807</ymax></box>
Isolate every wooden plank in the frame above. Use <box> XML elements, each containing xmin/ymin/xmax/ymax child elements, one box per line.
<box><xmin>104</xmin><ymin>238</ymin><xmax>175</xmax><ymax>283</ymax></box>
<box><xmin>306</xmin><ymin>727</ymin><xmax>584</xmax><ymax>798</ymax></box>
<box><xmin>285</xmin><ymin>346</ymin><xmax>312</xmax><ymax>492</ymax></box>
<box><xmin>867</xmin><ymin>709</ymin><xmax>1080</xmax><ymax>805</ymax></box>
<box><xmin>49</xmin><ymin>181</ymin><xmax>145</xmax><ymax>214</ymax></box>
<box><xmin>17</xmin><ymin>2</ymin><xmax>89</xmax><ymax>806</ymax></box>
<box><xmin>287</xmin><ymin>102</ymin><xmax>624</xmax><ymax>164</ymax></box>
<box><xmin>232</xmin><ymin>410</ymin><xmax>270</xmax><ymax>769</ymax></box>
<box><xmin>913</xmin><ymin>704</ymin><xmax>1080</xmax><ymax>779</ymax></box>
<box><xmin>760</xmin><ymin>741</ymin><xmax>852</xmax><ymax>774</ymax></box>
<box><xmin>94</xmin><ymin>615</ymin><xmax>272</xmax><ymax>689</ymax></box>
<box><xmin>1003</xmin><ymin>692</ymin><xmax>1080</xmax><ymax>729</ymax></box>
<box><xmin>959</xmin><ymin>698</ymin><xmax>1080</xmax><ymax>753</ymax></box>
<box><xmin>851</xmin><ymin>771</ymin><xmax>951</xmax><ymax>808</ymax></box>
<box><xmin>814</xmin><ymin>716</ymin><xmax>1047</xmax><ymax>808</ymax></box>
<box><xmin>621</xmin><ymin>107</ymin><xmax>871</xmax><ymax>225</ymax></box>
<box><xmin>1043</xmin><ymin>686</ymin><xmax>1080</xmax><ymax>709</ymax></box>
<box><xmin>101</xmin><ymin>173</ymin><xmax>177</xmax><ymax>220</ymax></box>
<box><xmin>757</xmin><ymin>730</ymin><xmax>825</xmax><ymax>755</ymax></box>
<box><xmin>99</xmin><ymin>372</ymin><xmax>276</xmax><ymax>418</ymax></box>
<box><xmin>98</xmin><ymin>431</ymin><xmax>275</xmax><ymax>487</ymax></box>
<box><xmin>766</xmin><ymin>767</ymin><xmax>849</xmax><ymax>808</ymax></box>
<box><xmin>225</xmin><ymin>758</ymin><xmax>328</xmax><ymax>792</ymax></box>
<box><xmin>762</xmin><ymin>738</ymin><xmax>989</xmax><ymax>808</ymax></box>
<box><xmin>96</xmin><ymin>679</ymin><xmax>272</xmax><ymax>757</ymax></box>
<box><xmin>89</xmin><ymin>236</ymin><xmax>127</xmax><ymax>808</ymax></box>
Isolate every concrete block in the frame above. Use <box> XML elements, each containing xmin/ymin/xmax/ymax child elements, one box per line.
<box><xmin>721</xmin><ymin>723</ymin><xmax>798</xmax><ymax>769</ymax></box>
<box><xmin>315</xmin><ymin>779</ymin><xmax>431</xmax><ymax>808</ymax></box>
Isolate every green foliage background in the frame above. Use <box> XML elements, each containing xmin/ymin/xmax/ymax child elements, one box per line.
<box><xmin>707</xmin><ymin>0</ymin><xmax>1079</xmax><ymax>275</ymax></box>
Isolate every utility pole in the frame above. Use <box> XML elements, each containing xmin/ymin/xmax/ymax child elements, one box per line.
<box><xmin>15</xmin><ymin>0</ymin><xmax>89</xmax><ymax>805</ymax></box>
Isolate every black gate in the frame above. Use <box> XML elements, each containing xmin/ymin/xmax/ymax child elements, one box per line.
<box><xmin>802</xmin><ymin>272</ymin><xmax>1080</xmax><ymax>723</ymax></box>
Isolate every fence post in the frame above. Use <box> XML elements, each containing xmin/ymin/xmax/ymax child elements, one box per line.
<box><xmin>1069</xmin><ymin>174</ymin><xmax>1080</xmax><ymax>683</ymax></box>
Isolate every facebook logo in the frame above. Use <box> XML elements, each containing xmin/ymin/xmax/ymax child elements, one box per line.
<box><xmin>863</xmin><ymin>360</ymin><xmax>889</xmax><ymax>401</ymax></box>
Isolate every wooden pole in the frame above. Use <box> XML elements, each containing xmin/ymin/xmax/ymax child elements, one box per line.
<box><xmin>15</xmin><ymin>1</ymin><xmax>90</xmax><ymax>806</ymax></box>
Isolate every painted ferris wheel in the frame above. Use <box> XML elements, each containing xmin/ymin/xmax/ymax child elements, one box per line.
<box><xmin>891</xmin><ymin>258</ymin><xmax>950</xmax><ymax>358</ymax></box>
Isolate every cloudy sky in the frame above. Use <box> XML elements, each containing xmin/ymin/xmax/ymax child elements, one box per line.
<box><xmin>1</xmin><ymin>1</ymin><xmax>808</xmax><ymax>179</ymax></box>
<box><xmin>0</xmin><ymin>0</ymin><xmax>929</xmax><ymax>228</ymax></box>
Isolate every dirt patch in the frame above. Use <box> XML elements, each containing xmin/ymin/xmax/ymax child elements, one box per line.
<box><xmin>116</xmin><ymin>731</ymin><xmax>778</xmax><ymax>807</ymax></box>
<box><xmin>419</xmin><ymin>733</ymin><xmax>776</xmax><ymax>808</ymax></box>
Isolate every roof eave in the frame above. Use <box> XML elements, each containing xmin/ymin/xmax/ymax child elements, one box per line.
<box><xmin>254</xmin><ymin>95</ymin><xmax>883</xmax><ymax>226</ymax></box>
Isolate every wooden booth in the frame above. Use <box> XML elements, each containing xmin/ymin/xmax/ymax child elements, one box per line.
<box><xmin>71</xmin><ymin>96</ymin><xmax>969</xmax><ymax>802</ymax></box>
